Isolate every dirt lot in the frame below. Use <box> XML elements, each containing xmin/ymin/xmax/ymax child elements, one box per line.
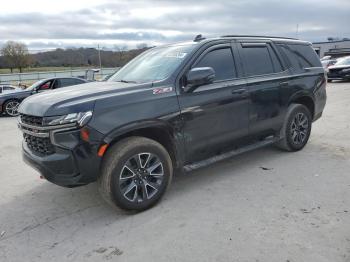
<box><xmin>0</xmin><ymin>82</ymin><xmax>349</xmax><ymax>262</ymax></box>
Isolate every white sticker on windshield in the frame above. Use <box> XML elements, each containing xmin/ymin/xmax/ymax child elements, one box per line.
<box><xmin>165</xmin><ymin>52</ymin><xmax>187</xmax><ymax>59</ymax></box>
<box><xmin>153</xmin><ymin>87</ymin><xmax>173</xmax><ymax>95</ymax></box>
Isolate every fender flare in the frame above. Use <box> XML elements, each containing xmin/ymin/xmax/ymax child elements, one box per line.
<box><xmin>102</xmin><ymin>119</ymin><xmax>184</xmax><ymax>167</ymax></box>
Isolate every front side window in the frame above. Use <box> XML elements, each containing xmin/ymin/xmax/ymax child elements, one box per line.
<box><xmin>195</xmin><ymin>47</ymin><xmax>236</xmax><ymax>81</ymax></box>
<box><xmin>38</xmin><ymin>80</ymin><xmax>52</xmax><ymax>91</ymax></box>
<box><xmin>241</xmin><ymin>45</ymin><xmax>275</xmax><ymax>76</ymax></box>
<box><xmin>109</xmin><ymin>44</ymin><xmax>196</xmax><ymax>83</ymax></box>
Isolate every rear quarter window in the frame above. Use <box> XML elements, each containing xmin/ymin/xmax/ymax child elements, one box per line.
<box><xmin>277</xmin><ymin>44</ymin><xmax>322</xmax><ymax>71</ymax></box>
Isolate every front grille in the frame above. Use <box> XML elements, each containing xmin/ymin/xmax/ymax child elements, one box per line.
<box><xmin>24</xmin><ymin>133</ymin><xmax>55</xmax><ymax>155</ymax></box>
<box><xmin>21</xmin><ymin>114</ymin><xmax>43</xmax><ymax>126</ymax></box>
<box><xmin>20</xmin><ymin>114</ymin><xmax>54</xmax><ymax>155</ymax></box>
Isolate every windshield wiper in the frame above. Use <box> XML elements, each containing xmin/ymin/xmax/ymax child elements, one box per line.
<box><xmin>118</xmin><ymin>79</ymin><xmax>138</xmax><ymax>83</ymax></box>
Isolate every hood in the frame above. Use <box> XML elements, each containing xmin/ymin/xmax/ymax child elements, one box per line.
<box><xmin>0</xmin><ymin>89</ymin><xmax>31</xmax><ymax>98</ymax></box>
<box><xmin>18</xmin><ymin>81</ymin><xmax>153</xmax><ymax>117</ymax></box>
<box><xmin>328</xmin><ymin>64</ymin><xmax>350</xmax><ymax>70</ymax></box>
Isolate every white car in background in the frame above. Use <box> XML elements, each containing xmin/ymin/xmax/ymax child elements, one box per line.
<box><xmin>0</xmin><ymin>85</ymin><xmax>22</xmax><ymax>94</ymax></box>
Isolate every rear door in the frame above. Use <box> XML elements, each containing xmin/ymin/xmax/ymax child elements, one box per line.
<box><xmin>178</xmin><ymin>42</ymin><xmax>250</xmax><ymax>163</ymax></box>
<box><xmin>238</xmin><ymin>41</ymin><xmax>287</xmax><ymax>137</ymax></box>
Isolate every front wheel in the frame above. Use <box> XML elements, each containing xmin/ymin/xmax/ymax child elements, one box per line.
<box><xmin>276</xmin><ymin>104</ymin><xmax>312</xmax><ymax>152</ymax></box>
<box><xmin>4</xmin><ymin>100</ymin><xmax>20</xmax><ymax>116</ymax></box>
<box><xmin>98</xmin><ymin>136</ymin><xmax>173</xmax><ymax>211</ymax></box>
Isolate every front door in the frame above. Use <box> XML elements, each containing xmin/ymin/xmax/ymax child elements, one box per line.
<box><xmin>178</xmin><ymin>43</ymin><xmax>250</xmax><ymax>163</ymax></box>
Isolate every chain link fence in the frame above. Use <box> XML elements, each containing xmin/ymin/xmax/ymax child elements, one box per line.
<box><xmin>0</xmin><ymin>68</ymin><xmax>118</xmax><ymax>85</ymax></box>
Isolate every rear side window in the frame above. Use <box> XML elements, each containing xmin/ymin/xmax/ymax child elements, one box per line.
<box><xmin>240</xmin><ymin>44</ymin><xmax>282</xmax><ymax>76</ymax></box>
<box><xmin>59</xmin><ymin>78</ymin><xmax>78</xmax><ymax>88</ymax></box>
<box><xmin>74</xmin><ymin>79</ymin><xmax>85</xmax><ymax>85</ymax></box>
<box><xmin>195</xmin><ymin>47</ymin><xmax>236</xmax><ymax>81</ymax></box>
<box><xmin>277</xmin><ymin>44</ymin><xmax>322</xmax><ymax>70</ymax></box>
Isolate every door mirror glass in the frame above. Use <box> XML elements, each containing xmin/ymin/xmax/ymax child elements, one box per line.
<box><xmin>184</xmin><ymin>67</ymin><xmax>215</xmax><ymax>92</ymax></box>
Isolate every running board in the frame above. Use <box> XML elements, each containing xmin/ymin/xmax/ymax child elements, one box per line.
<box><xmin>183</xmin><ymin>136</ymin><xmax>280</xmax><ymax>172</ymax></box>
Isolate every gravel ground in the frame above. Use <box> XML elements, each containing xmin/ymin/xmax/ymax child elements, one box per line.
<box><xmin>0</xmin><ymin>82</ymin><xmax>349</xmax><ymax>262</ymax></box>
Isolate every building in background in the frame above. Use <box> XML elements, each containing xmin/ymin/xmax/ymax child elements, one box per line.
<box><xmin>313</xmin><ymin>39</ymin><xmax>350</xmax><ymax>58</ymax></box>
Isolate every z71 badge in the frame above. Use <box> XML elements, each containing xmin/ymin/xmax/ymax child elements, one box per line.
<box><xmin>153</xmin><ymin>87</ymin><xmax>173</xmax><ymax>95</ymax></box>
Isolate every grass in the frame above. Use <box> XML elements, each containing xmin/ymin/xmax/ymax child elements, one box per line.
<box><xmin>0</xmin><ymin>66</ymin><xmax>92</xmax><ymax>74</ymax></box>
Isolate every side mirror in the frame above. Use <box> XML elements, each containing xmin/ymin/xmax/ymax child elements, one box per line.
<box><xmin>184</xmin><ymin>67</ymin><xmax>215</xmax><ymax>92</ymax></box>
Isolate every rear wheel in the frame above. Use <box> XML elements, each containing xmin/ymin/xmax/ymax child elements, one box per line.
<box><xmin>4</xmin><ymin>100</ymin><xmax>20</xmax><ymax>116</ymax></box>
<box><xmin>98</xmin><ymin>136</ymin><xmax>173</xmax><ymax>211</ymax></box>
<box><xmin>276</xmin><ymin>104</ymin><xmax>312</xmax><ymax>151</ymax></box>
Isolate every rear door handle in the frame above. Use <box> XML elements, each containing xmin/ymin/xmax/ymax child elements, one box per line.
<box><xmin>231</xmin><ymin>88</ymin><xmax>247</xmax><ymax>95</ymax></box>
<box><xmin>279</xmin><ymin>81</ymin><xmax>289</xmax><ymax>87</ymax></box>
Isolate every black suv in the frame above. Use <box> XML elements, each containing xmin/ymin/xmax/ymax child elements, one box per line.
<box><xmin>18</xmin><ymin>36</ymin><xmax>326</xmax><ymax>211</ymax></box>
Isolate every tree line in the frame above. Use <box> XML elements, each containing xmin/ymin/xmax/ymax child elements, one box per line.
<box><xmin>0</xmin><ymin>41</ymin><xmax>150</xmax><ymax>73</ymax></box>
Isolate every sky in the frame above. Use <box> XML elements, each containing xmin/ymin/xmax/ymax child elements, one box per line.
<box><xmin>0</xmin><ymin>0</ymin><xmax>349</xmax><ymax>51</ymax></box>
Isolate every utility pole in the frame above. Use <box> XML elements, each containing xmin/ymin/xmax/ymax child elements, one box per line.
<box><xmin>98</xmin><ymin>44</ymin><xmax>102</xmax><ymax>70</ymax></box>
<box><xmin>296</xmin><ymin>24</ymin><xmax>299</xmax><ymax>39</ymax></box>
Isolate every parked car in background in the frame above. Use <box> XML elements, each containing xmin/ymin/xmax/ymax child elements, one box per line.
<box><xmin>327</xmin><ymin>56</ymin><xmax>350</xmax><ymax>82</ymax></box>
<box><xmin>100</xmin><ymin>73</ymin><xmax>114</xmax><ymax>81</ymax></box>
<box><xmin>0</xmin><ymin>77</ymin><xmax>88</xmax><ymax>116</ymax></box>
<box><xmin>321</xmin><ymin>55</ymin><xmax>331</xmax><ymax>61</ymax></box>
<box><xmin>321</xmin><ymin>59</ymin><xmax>337</xmax><ymax>70</ymax></box>
<box><xmin>18</xmin><ymin>35</ymin><xmax>326</xmax><ymax>211</ymax></box>
<box><xmin>0</xmin><ymin>85</ymin><xmax>22</xmax><ymax>94</ymax></box>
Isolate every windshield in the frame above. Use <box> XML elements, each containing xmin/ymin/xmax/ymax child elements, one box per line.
<box><xmin>109</xmin><ymin>44</ymin><xmax>196</xmax><ymax>83</ymax></box>
<box><xmin>335</xmin><ymin>57</ymin><xmax>350</xmax><ymax>66</ymax></box>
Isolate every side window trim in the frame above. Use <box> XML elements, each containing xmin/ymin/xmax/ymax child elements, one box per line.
<box><xmin>191</xmin><ymin>44</ymin><xmax>237</xmax><ymax>82</ymax></box>
<box><xmin>266</xmin><ymin>44</ymin><xmax>285</xmax><ymax>73</ymax></box>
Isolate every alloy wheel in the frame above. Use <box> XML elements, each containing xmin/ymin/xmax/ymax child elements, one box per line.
<box><xmin>290</xmin><ymin>112</ymin><xmax>309</xmax><ymax>145</ymax></box>
<box><xmin>119</xmin><ymin>153</ymin><xmax>164</xmax><ymax>203</ymax></box>
<box><xmin>5</xmin><ymin>101</ymin><xmax>20</xmax><ymax>116</ymax></box>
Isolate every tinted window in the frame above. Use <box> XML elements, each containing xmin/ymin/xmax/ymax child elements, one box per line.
<box><xmin>241</xmin><ymin>45</ymin><xmax>275</xmax><ymax>76</ymax></box>
<box><xmin>59</xmin><ymin>78</ymin><xmax>78</xmax><ymax>88</ymax></box>
<box><xmin>277</xmin><ymin>44</ymin><xmax>322</xmax><ymax>70</ymax></box>
<box><xmin>195</xmin><ymin>48</ymin><xmax>235</xmax><ymax>81</ymax></box>
<box><xmin>268</xmin><ymin>46</ymin><xmax>283</xmax><ymax>72</ymax></box>
<box><xmin>3</xmin><ymin>86</ymin><xmax>14</xmax><ymax>90</ymax></box>
<box><xmin>74</xmin><ymin>79</ymin><xmax>85</xmax><ymax>84</ymax></box>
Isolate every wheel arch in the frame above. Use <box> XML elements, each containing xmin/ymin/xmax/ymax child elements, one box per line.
<box><xmin>289</xmin><ymin>93</ymin><xmax>315</xmax><ymax>119</ymax></box>
<box><xmin>102</xmin><ymin>121</ymin><xmax>182</xmax><ymax>168</ymax></box>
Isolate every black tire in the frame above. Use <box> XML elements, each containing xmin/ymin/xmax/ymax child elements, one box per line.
<box><xmin>98</xmin><ymin>136</ymin><xmax>173</xmax><ymax>211</ymax></box>
<box><xmin>327</xmin><ymin>79</ymin><xmax>332</xmax><ymax>83</ymax></box>
<box><xmin>276</xmin><ymin>104</ymin><xmax>312</xmax><ymax>152</ymax></box>
<box><xmin>4</xmin><ymin>100</ymin><xmax>20</xmax><ymax>116</ymax></box>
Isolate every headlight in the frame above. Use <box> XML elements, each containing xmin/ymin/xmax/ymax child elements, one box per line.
<box><xmin>44</xmin><ymin>111</ymin><xmax>93</xmax><ymax>127</ymax></box>
<box><xmin>342</xmin><ymin>68</ymin><xmax>350</xmax><ymax>73</ymax></box>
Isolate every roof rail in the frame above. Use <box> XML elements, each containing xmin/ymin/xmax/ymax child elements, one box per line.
<box><xmin>221</xmin><ymin>35</ymin><xmax>298</xmax><ymax>40</ymax></box>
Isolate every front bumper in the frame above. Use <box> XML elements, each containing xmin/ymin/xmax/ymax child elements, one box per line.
<box><xmin>19</xmin><ymin>118</ymin><xmax>103</xmax><ymax>187</ymax></box>
<box><xmin>22</xmin><ymin>142</ymin><xmax>85</xmax><ymax>187</ymax></box>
